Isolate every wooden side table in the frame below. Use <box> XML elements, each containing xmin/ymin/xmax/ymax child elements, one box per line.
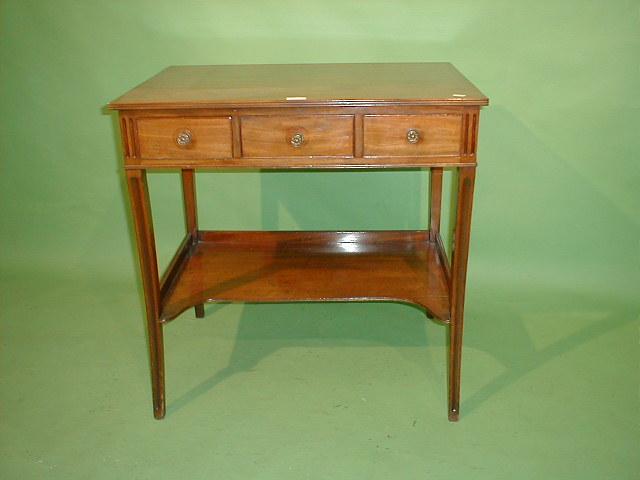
<box><xmin>109</xmin><ymin>63</ymin><xmax>488</xmax><ymax>421</ymax></box>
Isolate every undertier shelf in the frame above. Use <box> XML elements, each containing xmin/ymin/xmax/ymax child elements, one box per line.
<box><xmin>160</xmin><ymin>230</ymin><xmax>451</xmax><ymax>322</ymax></box>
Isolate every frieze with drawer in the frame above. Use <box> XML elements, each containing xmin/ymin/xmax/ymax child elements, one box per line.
<box><xmin>123</xmin><ymin>107</ymin><xmax>478</xmax><ymax>168</ymax></box>
<box><xmin>109</xmin><ymin>63</ymin><xmax>488</xmax><ymax>421</ymax></box>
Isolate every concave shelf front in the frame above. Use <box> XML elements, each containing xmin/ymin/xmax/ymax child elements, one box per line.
<box><xmin>160</xmin><ymin>230</ymin><xmax>450</xmax><ymax>322</ymax></box>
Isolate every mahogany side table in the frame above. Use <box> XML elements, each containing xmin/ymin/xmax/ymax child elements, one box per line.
<box><xmin>109</xmin><ymin>63</ymin><xmax>488</xmax><ymax>421</ymax></box>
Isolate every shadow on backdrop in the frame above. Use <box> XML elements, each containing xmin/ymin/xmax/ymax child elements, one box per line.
<box><xmin>103</xmin><ymin>105</ymin><xmax>637</xmax><ymax>418</ymax></box>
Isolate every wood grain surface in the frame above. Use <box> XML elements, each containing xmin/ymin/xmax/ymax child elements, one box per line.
<box><xmin>363</xmin><ymin>114</ymin><xmax>462</xmax><ymax>157</ymax></box>
<box><xmin>160</xmin><ymin>230</ymin><xmax>450</xmax><ymax>322</ymax></box>
<box><xmin>137</xmin><ymin>117</ymin><xmax>232</xmax><ymax>159</ymax></box>
<box><xmin>240</xmin><ymin>115</ymin><xmax>354</xmax><ymax>157</ymax></box>
<box><xmin>109</xmin><ymin>63</ymin><xmax>489</xmax><ymax>109</ymax></box>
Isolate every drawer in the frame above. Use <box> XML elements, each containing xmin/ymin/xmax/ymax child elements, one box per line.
<box><xmin>136</xmin><ymin>117</ymin><xmax>232</xmax><ymax>159</ymax></box>
<box><xmin>241</xmin><ymin>115</ymin><xmax>354</xmax><ymax>157</ymax></box>
<box><xmin>363</xmin><ymin>114</ymin><xmax>461</xmax><ymax>157</ymax></box>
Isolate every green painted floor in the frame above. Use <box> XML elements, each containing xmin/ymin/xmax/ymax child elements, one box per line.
<box><xmin>1</xmin><ymin>268</ymin><xmax>638</xmax><ymax>479</ymax></box>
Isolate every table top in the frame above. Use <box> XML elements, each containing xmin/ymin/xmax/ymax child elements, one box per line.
<box><xmin>109</xmin><ymin>63</ymin><xmax>489</xmax><ymax>110</ymax></box>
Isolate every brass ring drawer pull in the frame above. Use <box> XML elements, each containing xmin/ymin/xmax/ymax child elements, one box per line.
<box><xmin>176</xmin><ymin>130</ymin><xmax>192</xmax><ymax>146</ymax></box>
<box><xmin>406</xmin><ymin>128</ymin><xmax>420</xmax><ymax>144</ymax></box>
<box><xmin>290</xmin><ymin>132</ymin><xmax>305</xmax><ymax>147</ymax></box>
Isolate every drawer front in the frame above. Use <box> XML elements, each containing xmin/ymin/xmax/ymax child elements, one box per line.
<box><xmin>363</xmin><ymin>114</ymin><xmax>461</xmax><ymax>157</ymax></box>
<box><xmin>137</xmin><ymin>117</ymin><xmax>232</xmax><ymax>159</ymax></box>
<box><xmin>241</xmin><ymin>115</ymin><xmax>354</xmax><ymax>157</ymax></box>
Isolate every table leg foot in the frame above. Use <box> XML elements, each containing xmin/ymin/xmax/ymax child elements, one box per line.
<box><xmin>195</xmin><ymin>304</ymin><xmax>205</xmax><ymax>318</ymax></box>
<box><xmin>448</xmin><ymin>406</ymin><xmax>460</xmax><ymax>422</ymax></box>
<box><xmin>153</xmin><ymin>402</ymin><xmax>166</xmax><ymax>419</ymax></box>
<box><xmin>148</xmin><ymin>321</ymin><xmax>165</xmax><ymax>420</ymax></box>
<box><xmin>448</xmin><ymin>317</ymin><xmax>464</xmax><ymax>423</ymax></box>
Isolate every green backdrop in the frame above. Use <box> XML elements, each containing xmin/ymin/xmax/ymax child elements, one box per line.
<box><xmin>1</xmin><ymin>1</ymin><xmax>638</xmax><ymax>479</ymax></box>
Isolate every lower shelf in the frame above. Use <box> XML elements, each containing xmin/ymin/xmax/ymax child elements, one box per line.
<box><xmin>160</xmin><ymin>230</ymin><xmax>451</xmax><ymax>322</ymax></box>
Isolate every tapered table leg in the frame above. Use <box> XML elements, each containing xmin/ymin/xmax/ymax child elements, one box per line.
<box><xmin>448</xmin><ymin>166</ymin><xmax>476</xmax><ymax>421</ymax></box>
<box><xmin>126</xmin><ymin>170</ymin><xmax>165</xmax><ymax>419</ymax></box>
<box><xmin>181</xmin><ymin>169</ymin><xmax>204</xmax><ymax>318</ymax></box>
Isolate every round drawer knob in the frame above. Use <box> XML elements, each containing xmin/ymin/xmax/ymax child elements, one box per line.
<box><xmin>290</xmin><ymin>132</ymin><xmax>305</xmax><ymax>148</ymax></box>
<box><xmin>176</xmin><ymin>130</ymin><xmax>192</xmax><ymax>146</ymax></box>
<box><xmin>406</xmin><ymin>128</ymin><xmax>420</xmax><ymax>144</ymax></box>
